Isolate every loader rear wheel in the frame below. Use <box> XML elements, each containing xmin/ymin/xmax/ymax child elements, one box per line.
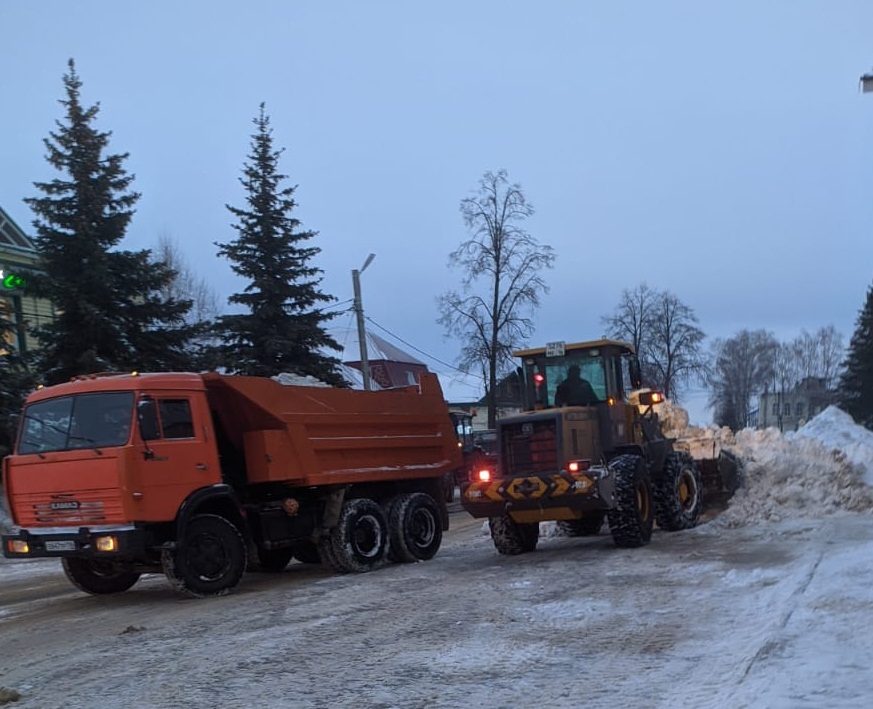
<box><xmin>557</xmin><ymin>512</ymin><xmax>605</xmax><ymax>537</ymax></box>
<box><xmin>330</xmin><ymin>498</ymin><xmax>389</xmax><ymax>573</ymax></box>
<box><xmin>62</xmin><ymin>558</ymin><xmax>140</xmax><ymax>595</ymax></box>
<box><xmin>162</xmin><ymin>513</ymin><xmax>247</xmax><ymax>598</ymax></box>
<box><xmin>254</xmin><ymin>547</ymin><xmax>294</xmax><ymax>572</ymax></box>
<box><xmin>653</xmin><ymin>451</ymin><xmax>702</xmax><ymax>531</ymax></box>
<box><xmin>607</xmin><ymin>454</ymin><xmax>654</xmax><ymax>548</ymax></box>
<box><xmin>489</xmin><ymin>515</ymin><xmax>539</xmax><ymax>555</ymax></box>
<box><xmin>388</xmin><ymin>492</ymin><xmax>443</xmax><ymax>563</ymax></box>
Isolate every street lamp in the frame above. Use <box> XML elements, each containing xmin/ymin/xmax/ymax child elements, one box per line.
<box><xmin>861</xmin><ymin>71</ymin><xmax>873</xmax><ymax>93</ymax></box>
<box><xmin>352</xmin><ymin>253</ymin><xmax>376</xmax><ymax>390</ymax></box>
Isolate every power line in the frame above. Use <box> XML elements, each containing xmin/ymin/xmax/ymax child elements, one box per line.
<box><xmin>364</xmin><ymin>316</ymin><xmax>475</xmax><ymax>379</ymax></box>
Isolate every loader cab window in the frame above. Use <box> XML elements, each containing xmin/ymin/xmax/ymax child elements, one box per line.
<box><xmin>137</xmin><ymin>396</ymin><xmax>195</xmax><ymax>441</ymax></box>
<box><xmin>543</xmin><ymin>357</ymin><xmax>606</xmax><ymax>406</ymax></box>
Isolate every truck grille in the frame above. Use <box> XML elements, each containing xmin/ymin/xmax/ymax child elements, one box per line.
<box><xmin>501</xmin><ymin>418</ymin><xmax>559</xmax><ymax>477</ymax></box>
<box><xmin>15</xmin><ymin>490</ymin><xmax>125</xmax><ymax>527</ymax></box>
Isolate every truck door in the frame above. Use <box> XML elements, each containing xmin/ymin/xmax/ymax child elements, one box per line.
<box><xmin>131</xmin><ymin>391</ymin><xmax>222</xmax><ymax>521</ymax></box>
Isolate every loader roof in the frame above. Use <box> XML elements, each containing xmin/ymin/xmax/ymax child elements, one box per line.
<box><xmin>513</xmin><ymin>339</ymin><xmax>636</xmax><ymax>357</ymax></box>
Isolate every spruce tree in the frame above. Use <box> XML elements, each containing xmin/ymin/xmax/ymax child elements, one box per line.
<box><xmin>24</xmin><ymin>59</ymin><xmax>194</xmax><ymax>384</ymax></box>
<box><xmin>215</xmin><ymin>104</ymin><xmax>344</xmax><ymax>384</ymax></box>
<box><xmin>0</xmin><ymin>312</ymin><xmax>33</xmax><ymax>457</ymax></box>
<box><xmin>837</xmin><ymin>282</ymin><xmax>873</xmax><ymax>428</ymax></box>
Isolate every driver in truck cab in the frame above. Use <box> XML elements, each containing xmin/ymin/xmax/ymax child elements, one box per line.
<box><xmin>554</xmin><ymin>365</ymin><xmax>599</xmax><ymax>407</ymax></box>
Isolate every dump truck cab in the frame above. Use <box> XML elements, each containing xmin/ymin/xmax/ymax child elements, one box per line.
<box><xmin>461</xmin><ymin>339</ymin><xmax>702</xmax><ymax>555</ymax></box>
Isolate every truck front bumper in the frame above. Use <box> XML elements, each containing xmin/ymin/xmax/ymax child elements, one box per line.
<box><xmin>460</xmin><ymin>467</ymin><xmax>615</xmax><ymax>520</ymax></box>
<box><xmin>2</xmin><ymin>525</ymin><xmax>147</xmax><ymax>559</ymax></box>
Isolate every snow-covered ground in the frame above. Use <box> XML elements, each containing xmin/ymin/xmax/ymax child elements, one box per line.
<box><xmin>1</xmin><ymin>405</ymin><xmax>873</xmax><ymax>707</ymax></box>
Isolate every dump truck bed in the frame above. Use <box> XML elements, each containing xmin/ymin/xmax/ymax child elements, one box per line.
<box><xmin>203</xmin><ymin>372</ymin><xmax>462</xmax><ymax>486</ymax></box>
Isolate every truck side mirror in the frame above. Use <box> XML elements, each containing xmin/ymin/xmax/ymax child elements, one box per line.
<box><xmin>136</xmin><ymin>397</ymin><xmax>160</xmax><ymax>441</ymax></box>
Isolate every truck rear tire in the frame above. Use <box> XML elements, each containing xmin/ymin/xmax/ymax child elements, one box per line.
<box><xmin>387</xmin><ymin>492</ymin><xmax>443</xmax><ymax>563</ymax></box>
<box><xmin>556</xmin><ymin>512</ymin><xmax>605</xmax><ymax>537</ymax></box>
<box><xmin>653</xmin><ymin>451</ymin><xmax>702</xmax><ymax>531</ymax></box>
<box><xmin>62</xmin><ymin>558</ymin><xmax>141</xmax><ymax>595</ymax></box>
<box><xmin>489</xmin><ymin>515</ymin><xmax>539</xmax><ymax>555</ymax></box>
<box><xmin>330</xmin><ymin>498</ymin><xmax>389</xmax><ymax>573</ymax></box>
<box><xmin>607</xmin><ymin>454</ymin><xmax>654</xmax><ymax>548</ymax></box>
<box><xmin>162</xmin><ymin>513</ymin><xmax>247</xmax><ymax>598</ymax></box>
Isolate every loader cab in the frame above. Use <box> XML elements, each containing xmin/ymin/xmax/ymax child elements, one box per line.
<box><xmin>515</xmin><ymin>340</ymin><xmax>641</xmax><ymax>412</ymax></box>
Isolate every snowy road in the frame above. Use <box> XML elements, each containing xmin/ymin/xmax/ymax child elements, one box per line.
<box><xmin>1</xmin><ymin>508</ymin><xmax>872</xmax><ymax>709</ymax></box>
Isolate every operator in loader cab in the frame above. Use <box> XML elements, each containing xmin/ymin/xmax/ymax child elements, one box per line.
<box><xmin>554</xmin><ymin>365</ymin><xmax>599</xmax><ymax>406</ymax></box>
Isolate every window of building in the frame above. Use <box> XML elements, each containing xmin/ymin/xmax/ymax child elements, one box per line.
<box><xmin>784</xmin><ymin>403</ymin><xmax>791</xmax><ymax>416</ymax></box>
<box><xmin>795</xmin><ymin>402</ymin><xmax>804</xmax><ymax>418</ymax></box>
<box><xmin>772</xmin><ymin>403</ymin><xmax>777</xmax><ymax>416</ymax></box>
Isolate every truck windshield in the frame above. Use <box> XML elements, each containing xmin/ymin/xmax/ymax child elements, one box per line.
<box><xmin>17</xmin><ymin>392</ymin><xmax>135</xmax><ymax>454</ymax></box>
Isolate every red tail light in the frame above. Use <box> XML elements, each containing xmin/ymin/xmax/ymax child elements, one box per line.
<box><xmin>476</xmin><ymin>469</ymin><xmax>492</xmax><ymax>482</ymax></box>
<box><xmin>567</xmin><ymin>460</ymin><xmax>591</xmax><ymax>473</ymax></box>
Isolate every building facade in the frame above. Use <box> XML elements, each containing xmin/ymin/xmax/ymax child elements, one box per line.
<box><xmin>0</xmin><ymin>204</ymin><xmax>53</xmax><ymax>356</ymax></box>
<box><xmin>756</xmin><ymin>377</ymin><xmax>835</xmax><ymax>432</ymax></box>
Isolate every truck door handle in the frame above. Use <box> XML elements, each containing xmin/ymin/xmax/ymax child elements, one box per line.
<box><xmin>195</xmin><ymin>463</ymin><xmax>209</xmax><ymax>470</ymax></box>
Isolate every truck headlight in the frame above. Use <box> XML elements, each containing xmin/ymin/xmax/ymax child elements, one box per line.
<box><xmin>7</xmin><ymin>539</ymin><xmax>29</xmax><ymax>554</ymax></box>
<box><xmin>95</xmin><ymin>536</ymin><xmax>119</xmax><ymax>552</ymax></box>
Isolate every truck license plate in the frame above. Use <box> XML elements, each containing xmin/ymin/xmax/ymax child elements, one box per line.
<box><xmin>45</xmin><ymin>540</ymin><xmax>76</xmax><ymax>552</ymax></box>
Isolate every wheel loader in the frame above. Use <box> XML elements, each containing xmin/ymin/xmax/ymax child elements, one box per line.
<box><xmin>460</xmin><ymin>339</ymin><xmax>731</xmax><ymax>555</ymax></box>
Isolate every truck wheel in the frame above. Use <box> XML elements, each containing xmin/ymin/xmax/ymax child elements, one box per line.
<box><xmin>653</xmin><ymin>451</ymin><xmax>702</xmax><ymax>531</ymax></box>
<box><xmin>607</xmin><ymin>454</ymin><xmax>654</xmax><ymax>548</ymax></box>
<box><xmin>330</xmin><ymin>498</ymin><xmax>389</xmax><ymax>573</ymax></box>
<box><xmin>556</xmin><ymin>512</ymin><xmax>605</xmax><ymax>537</ymax></box>
<box><xmin>388</xmin><ymin>492</ymin><xmax>443</xmax><ymax>563</ymax></box>
<box><xmin>62</xmin><ymin>558</ymin><xmax>141</xmax><ymax>595</ymax></box>
<box><xmin>489</xmin><ymin>515</ymin><xmax>539</xmax><ymax>555</ymax></box>
<box><xmin>291</xmin><ymin>540</ymin><xmax>322</xmax><ymax>564</ymax></box>
<box><xmin>162</xmin><ymin>513</ymin><xmax>247</xmax><ymax>598</ymax></box>
<box><xmin>254</xmin><ymin>547</ymin><xmax>294</xmax><ymax>572</ymax></box>
<box><xmin>317</xmin><ymin>535</ymin><xmax>347</xmax><ymax>572</ymax></box>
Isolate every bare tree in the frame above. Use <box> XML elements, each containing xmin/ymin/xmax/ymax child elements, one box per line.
<box><xmin>154</xmin><ymin>234</ymin><xmax>221</xmax><ymax>325</ymax></box>
<box><xmin>647</xmin><ymin>291</ymin><xmax>706</xmax><ymax>401</ymax></box>
<box><xmin>153</xmin><ymin>233</ymin><xmax>222</xmax><ymax>368</ymax></box>
<box><xmin>600</xmin><ymin>282</ymin><xmax>658</xmax><ymax>364</ymax></box>
<box><xmin>792</xmin><ymin>326</ymin><xmax>844</xmax><ymax>389</ymax></box>
<box><xmin>707</xmin><ymin>329</ymin><xmax>778</xmax><ymax>430</ymax></box>
<box><xmin>602</xmin><ymin>283</ymin><xmax>704</xmax><ymax>401</ymax></box>
<box><xmin>438</xmin><ymin>169</ymin><xmax>555</xmax><ymax>427</ymax></box>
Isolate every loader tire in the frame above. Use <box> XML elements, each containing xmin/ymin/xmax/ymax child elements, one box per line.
<box><xmin>653</xmin><ymin>451</ymin><xmax>702</xmax><ymax>531</ymax></box>
<box><xmin>62</xmin><ymin>558</ymin><xmax>140</xmax><ymax>595</ymax></box>
<box><xmin>330</xmin><ymin>498</ymin><xmax>389</xmax><ymax>573</ymax></box>
<box><xmin>162</xmin><ymin>513</ymin><xmax>247</xmax><ymax>598</ymax></box>
<box><xmin>489</xmin><ymin>515</ymin><xmax>539</xmax><ymax>555</ymax></box>
<box><xmin>388</xmin><ymin>492</ymin><xmax>443</xmax><ymax>563</ymax></box>
<box><xmin>556</xmin><ymin>512</ymin><xmax>605</xmax><ymax>537</ymax></box>
<box><xmin>607</xmin><ymin>454</ymin><xmax>654</xmax><ymax>548</ymax></box>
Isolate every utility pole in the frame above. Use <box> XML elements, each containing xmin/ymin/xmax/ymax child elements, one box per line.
<box><xmin>352</xmin><ymin>253</ymin><xmax>376</xmax><ymax>390</ymax></box>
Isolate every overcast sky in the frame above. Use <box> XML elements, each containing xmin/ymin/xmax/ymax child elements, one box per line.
<box><xmin>2</xmin><ymin>1</ymin><xmax>873</xmax><ymax>418</ymax></box>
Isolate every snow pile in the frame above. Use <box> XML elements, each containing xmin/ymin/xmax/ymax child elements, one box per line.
<box><xmin>791</xmin><ymin>405</ymin><xmax>873</xmax><ymax>488</ymax></box>
<box><xmin>660</xmin><ymin>401</ymin><xmax>873</xmax><ymax>527</ymax></box>
<box><xmin>271</xmin><ymin>372</ymin><xmax>333</xmax><ymax>387</ymax></box>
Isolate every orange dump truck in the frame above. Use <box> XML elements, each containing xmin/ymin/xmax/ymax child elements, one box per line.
<box><xmin>2</xmin><ymin>371</ymin><xmax>462</xmax><ymax>597</ymax></box>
